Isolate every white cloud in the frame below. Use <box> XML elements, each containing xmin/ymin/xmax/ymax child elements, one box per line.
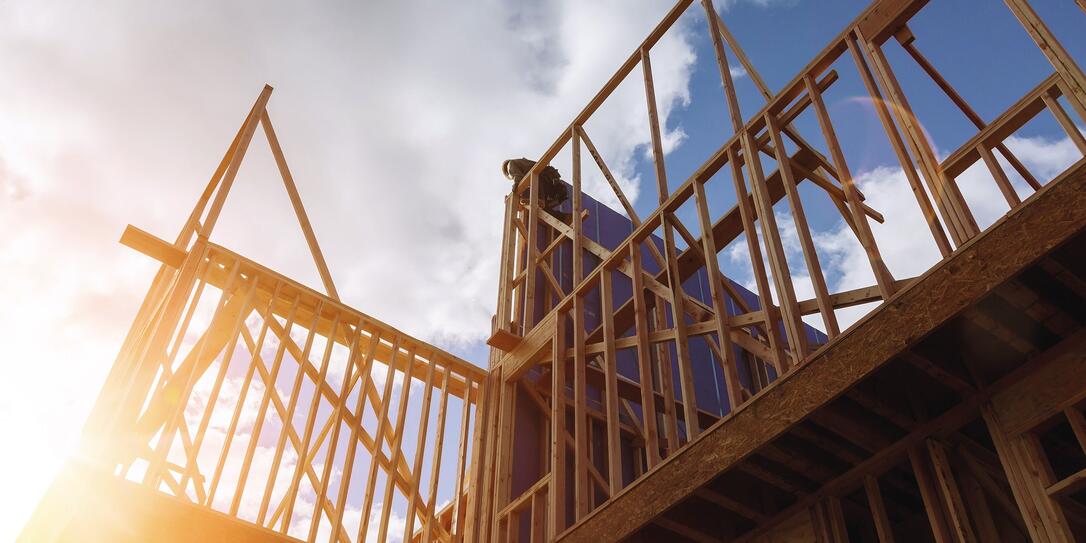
<box><xmin>719</xmin><ymin>0</ymin><xmax>801</xmax><ymax>10</ymax></box>
<box><xmin>0</xmin><ymin>0</ymin><xmax>700</xmax><ymax>538</ymax></box>
<box><xmin>718</xmin><ymin>132</ymin><xmax>1081</xmax><ymax>335</ymax></box>
<box><xmin>812</xmin><ymin>133</ymin><xmax>1081</xmax><ymax>330</ymax></box>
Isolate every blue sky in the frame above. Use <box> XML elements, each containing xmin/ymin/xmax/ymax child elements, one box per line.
<box><xmin>448</xmin><ymin>0</ymin><xmax>1086</xmax><ymax>364</ymax></box>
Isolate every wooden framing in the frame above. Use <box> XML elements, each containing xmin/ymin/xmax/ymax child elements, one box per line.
<box><xmin>30</xmin><ymin>1</ymin><xmax>1086</xmax><ymax>543</ymax></box>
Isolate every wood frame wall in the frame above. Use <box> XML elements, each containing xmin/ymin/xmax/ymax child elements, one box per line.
<box><xmin>480</xmin><ymin>0</ymin><xmax>1086</xmax><ymax>541</ymax></box>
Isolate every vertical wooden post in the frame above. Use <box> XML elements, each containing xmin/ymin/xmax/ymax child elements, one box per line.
<box><xmin>728</xmin><ymin>147</ymin><xmax>789</xmax><ymax>371</ymax></box>
<box><xmin>491</xmin><ymin>369</ymin><xmax>518</xmax><ymax>542</ymax></box>
<box><xmin>909</xmin><ymin>445</ymin><xmax>955</xmax><ymax>543</ymax></box>
<box><xmin>321</xmin><ymin>327</ymin><xmax>373</xmax><ymax>542</ymax></box>
<box><xmin>357</xmin><ymin>336</ymin><xmax>404</xmax><ymax>540</ymax></box>
<box><xmin>804</xmin><ymin>74</ymin><xmax>897</xmax><ymax>300</ymax></box>
<box><xmin>281</xmin><ymin>310</ymin><xmax>345</xmax><ymax>529</ymax></box>
<box><xmin>451</xmin><ymin>376</ymin><xmax>473</xmax><ymax>541</ymax></box>
<box><xmin>600</xmin><ymin>270</ymin><xmax>624</xmax><ymax>497</ymax></box>
<box><xmin>742</xmin><ymin>130</ymin><xmax>809</xmax><ymax>364</ymax></box>
<box><xmin>765</xmin><ymin>112</ymin><xmax>841</xmax><ymax>338</ymax></box>
<box><xmin>692</xmin><ymin>181</ymin><xmax>743</xmax><ymax>410</ymax></box>
<box><xmin>653</xmin><ymin>299</ymin><xmax>681</xmax><ymax>454</ymax></box>
<box><xmin>573</xmin><ymin>291</ymin><xmax>590</xmax><ymax>519</ymax></box>
<box><xmin>1004</xmin><ymin>0</ymin><xmax>1086</xmax><ymax>119</ymax></box>
<box><xmin>898</xmin><ymin>36</ymin><xmax>1042</xmax><ymax>190</ymax></box>
<box><xmin>865</xmin><ymin>475</ymin><xmax>896</xmax><ymax>543</ymax></box>
<box><xmin>926</xmin><ymin>440</ymin><xmax>978</xmax><ymax>543</ymax></box>
<box><xmin>630</xmin><ymin>243</ymin><xmax>662</xmax><ymax>468</ymax></box>
<box><xmin>550</xmin><ymin>310</ymin><xmax>569</xmax><ymax>536</ymax></box>
<box><xmin>642</xmin><ymin>47</ymin><xmax>669</xmax><ymax>204</ymax></box>
<box><xmin>859</xmin><ymin>34</ymin><xmax>978</xmax><ymax>246</ymax></box>
<box><xmin>977</xmin><ymin>145</ymin><xmax>1022</xmax><ymax>208</ymax></box>
<box><xmin>401</xmin><ymin>357</ymin><xmax>438</xmax><ymax>541</ymax></box>
<box><xmin>422</xmin><ymin>371</ymin><xmax>451</xmax><ymax>543</ymax></box>
<box><xmin>846</xmin><ymin>33</ymin><xmax>953</xmax><ymax>258</ymax></box>
<box><xmin>1042</xmin><ymin>90</ymin><xmax>1086</xmax><ymax>154</ymax></box>
<box><xmin>524</xmin><ymin>171</ymin><xmax>541</xmax><ymax>330</ymax></box>
<box><xmin>497</xmin><ymin>195</ymin><xmax>518</xmax><ymax>335</ymax></box>
<box><xmin>258</xmin><ymin>300</ymin><xmax>328</xmax><ymax>525</ymax></box>
<box><xmin>983</xmin><ymin>404</ymin><xmax>1075</xmax><ymax>542</ymax></box>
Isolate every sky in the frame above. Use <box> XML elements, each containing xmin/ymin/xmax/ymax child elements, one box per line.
<box><xmin>2</xmin><ymin>0</ymin><xmax>1085</xmax><ymax>540</ymax></box>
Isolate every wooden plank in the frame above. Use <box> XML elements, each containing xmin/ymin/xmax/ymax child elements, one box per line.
<box><xmin>983</xmin><ymin>404</ymin><xmax>1075</xmax><ymax>542</ymax></box>
<box><xmin>742</xmin><ymin>129</ymin><xmax>809</xmax><ymax>364</ymax></box>
<box><xmin>1004</xmin><ymin>0</ymin><xmax>1086</xmax><ymax>117</ymax></box>
<box><xmin>630</xmin><ymin>243</ymin><xmax>662</xmax><ymax>468</ymax></box>
<box><xmin>909</xmin><ymin>446</ymin><xmax>953</xmax><ymax>543</ymax></box>
<box><xmin>199</xmin><ymin>85</ymin><xmax>272</xmax><ymax>238</ymax></box>
<box><xmin>846</xmin><ymin>33</ymin><xmax>952</xmax><ymax>257</ymax></box>
<box><xmin>727</xmin><ymin>147</ymin><xmax>789</xmax><ymax>370</ymax></box>
<box><xmin>260</xmin><ymin>111</ymin><xmax>339</xmax><ymax>301</ymax></box>
<box><xmin>927</xmin><ymin>440</ymin><xmax>978</xmax><ymax>543</ymax></box>
<box><xmin>991</xmin><ymin>329</ymin><xmax>1086</xmax><ymax>434</ymax></box>
<box><xmin>692</xmin><ymin>183</ymin><xmax>743</xmax><ymax>410</ymax></box>
<box><xmin>600</xmin><ymin>270</ymin><xmax>624</xmax><ymax>497</ymax></box>
<box><xmin>642</xmin><ymin>47</ymin><xmax>669</xmax><ymax>204</ymax></box>
<box><xmin>899</xmin><ymin>37</ymin><xmax>1041</xmax><ymax>190</ymax></box>
<box><xmin>120</xmin><ymin>225</ymin><xmax>187</xmax><ymax>268</ymax></box>
<box><xmin>653</xmin><ymin>300</ymin><xmax>682</xmax><ymax>454</ymax></box>
<box><xmin>1042</xmin><ymin>91</ymin><xmax>1086</xmax><ymax>155</ymax></box>
<box><xmin>524</xmin><ymin>171</ymin><xmax>541</xmax><ymax>330</ymax></box>
<box><xmin>356</xmin><ymin>336</ymin><xmax>405</xmax><ymax>540</ymax></box>
<box><xmin>278</xmin><ymin>312</ymin><xmax>342</xmax><ymax>529</ymax></box>
<box><xmin>550</xmin><ymin>310</ymin><xmax>569</xmax><ymax>536</ymax></box>
<box><xmin>577</xmin><ymin>125</ymin><xmax>639</xmax><ymax>223</ymax></box>
<box><xmin>804</xmin><ymin>74</ymin><xmax>896</xmax><ymax>300</ymax></box>
<box><xmin>573</xmin><ymin>292</ymin><xmax>591</xmax><ymax>520</ymax></box>
<box><xmin>864</xmin><ymin>476</ymin><xmax>896</xmax><ymax>543</ymax></box>
<box><xmin>978</xmin><ymin>145</ymin><xmax>1023</xmax><ymax>208</ymax></box>
<box><xmin>376</xmin><ymin>346</ymin><xmax>419</xmax><ymax>542</ymax></box>
<box><xmin>257</xmin><ymin>301</ymin><xmax>327</xmax><ymax>525</ymax></box>
<box><xmin>401</xmin><ymin>358</ymin><xmax>437</xmax><ymax>541</ymax></box>
<box><xmin>1048</xmin><ymin>467</ymin><xmax>1086</xmax><ymax>498</ymax></box>
<box><xmin>765</xmin><ymin>111</ymin><xmax>840</xmax><ymax>337</ymax></box>
<box><xmin>450</xmin><ymin>376</ymin><xmax>473</xmax><ymax>541</ymax></box>
<box><xmin>860</xmin><ymin>35</ymin><xmax>978</xmax><ymax>246</ymax></box>
<box><xmin>555</xmin><ymin>157</ymin><xmax>1086</xmax><ymax>543</ymax></box>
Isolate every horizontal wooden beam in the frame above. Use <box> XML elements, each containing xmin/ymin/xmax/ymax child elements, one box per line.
<box><xmin>120</xmin><ymin>225</ymin><xmax>186</xmax><ymax>268</ymax></box>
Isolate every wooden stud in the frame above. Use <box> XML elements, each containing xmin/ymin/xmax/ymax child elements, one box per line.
<box><xmin>550</xmin><ymin>310</ymin><xmax>569</xmax><ymax>536</ymax></box>
<box><xmin>977</xmin><ymin>145</ymin><xmax>1023</xmax><ymax>208</ymax></box>
<box><xmin>860</xmin><ymin>33</ymin><xmax>979</xmax><ymax>246</ymax></box>
<box><xmin>864</xmin><ymin>475</ymin><xmax>895</xmax><ymax>543</ymax></box>
<box><xmin>899</xmin><ymin>37</ymin><xmax>1042</xmax><ymax>191</ymax></box>
<box><xmin>846</xmin><ymin>33</ymin><xmax>953</xmax><ymax>257</ymax></box>
<box><xmin>630</xmin><ymin>243</ymin><xmax>662</xmax><ymax>468</ymax></box>
<box><xmin>926</xmin><ymin>440</ymin><xmax>978</xmax><ymax>543</ymax></box>
<box><xmin>804</xmin><ymin>74</ymin><xmax>897</xmax><ymax>301</ymax></box>
<box><xmin>765</xmin><ymin>111</ymin><xmax>841</xmax><ymax>338</ymax></box>
<box><xmin>742</xmin><ymin>129</ymin><xmax>809</xmax><ymax>364</ymax></box>
<box><xmin>600</xmin><ymin>270</ymin><xmax>624</xmax><ymax>497</ymax></box>
<box><xmin>260</xmin><ymin>111</ymin><xmax>340</xmax><ymax>301</ymax></box>
<box><xmin>641</xmin><ymin>47</ymin><xmax>669</xmax><ymax>205</ymax></box>
<box><xmin>422</xmin><ymin>369</ymin><xmax>452</xmax><ymax>543</ymax></box>
<box><xmin>573</xmin><ymin>292</ymin><xmax>591</xmax><ymax>520</ymax></box>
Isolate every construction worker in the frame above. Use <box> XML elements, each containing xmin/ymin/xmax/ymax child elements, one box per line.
<box><xmin>502</xmin><ymin>158</ymin><xmax>570</xmax><ymax>222</ymax></box>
